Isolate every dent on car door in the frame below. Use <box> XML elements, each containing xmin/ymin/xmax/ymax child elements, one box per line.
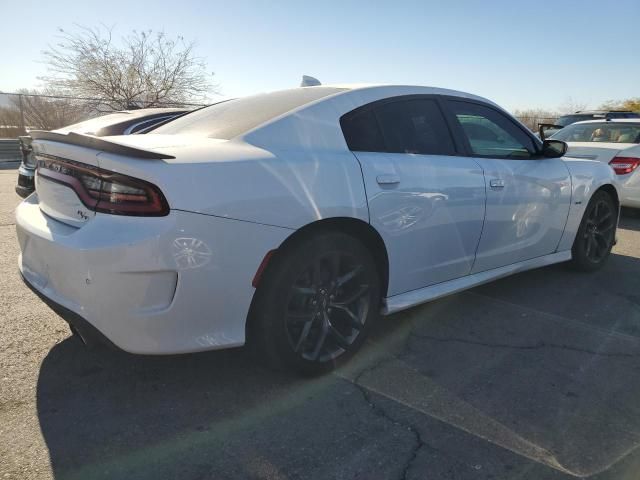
<box><xmin>341</xmin><ymin>96</ymin><xmax>486</xmax><ymax>296</ymax></box>
<box><xmin>445</xmin><ymin>100</ymin><xmax>572</xmax><ymax>273</ymax></box>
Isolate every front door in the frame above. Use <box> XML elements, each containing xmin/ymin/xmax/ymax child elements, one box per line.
<box><xmin>445</xmin><ymin>99</ymin><xmax>572</xmax><ymax>273</ymax></box>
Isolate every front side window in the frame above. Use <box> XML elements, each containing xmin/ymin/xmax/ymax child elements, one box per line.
<box><xmin>449</xmin><ymin>101</ymin><xmax>536</xmax><ymax>159</ymax></box>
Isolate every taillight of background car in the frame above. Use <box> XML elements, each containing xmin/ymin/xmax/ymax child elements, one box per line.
<box><xmin>609</xmin><ymin>157</ymin><xmax>640</xmax><ymax>175</ymax></box>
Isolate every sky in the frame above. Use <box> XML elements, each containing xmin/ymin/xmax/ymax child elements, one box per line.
<box><xmin>1</xmin><ymin>0</ymin><xmax>639</xmax><ymax>113</ymax></box>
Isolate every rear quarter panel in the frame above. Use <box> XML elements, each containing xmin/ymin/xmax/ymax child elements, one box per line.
<box><xmin>96</xmin><ymin>138</ymin><xmax>369</xmax><ymax>229</ymax></box>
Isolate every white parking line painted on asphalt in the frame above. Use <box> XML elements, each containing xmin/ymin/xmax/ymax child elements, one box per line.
<box><xmin>467</xmin><ymin>291</ymin><xmax>640</xmax><ymax>343</ymax></box>
<box><xmin>336</xmin><ymin>357</ymin><xmax>580</xmax><ymax>477</ymax></box>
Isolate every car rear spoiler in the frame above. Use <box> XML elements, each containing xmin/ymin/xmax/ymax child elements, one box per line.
<box><xmin>29</xmin><ymin>130</ymin><xmax>175</xmax><ymax>160</ymax></box>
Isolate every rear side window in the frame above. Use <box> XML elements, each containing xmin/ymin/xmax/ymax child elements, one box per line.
<box><xmin>341</xmin><ymin>97</ymin><xmax>455</xmax><ymax>155</ymax></box>
<box><xmin>340</xmin><ymin>110</ymin><xmax>385</xmax><ymax>152</ymax></box>
<box><xmin>448</xmin><ymin>100</ymin><xmax>536</xmax><ymax>159</ymax></box>
<box><xmin>375</xmin><ymin>100</ymin><xmax>455</xmax><ymax>155</ymax></box>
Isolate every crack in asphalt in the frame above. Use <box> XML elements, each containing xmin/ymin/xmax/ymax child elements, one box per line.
<box><xmin>347</xmin><ymin>357</ymin><xmax>475</xmax><ymax>480</ymax></box>
<box><xmin>350</xmin><ymin>359</ymin><xmax>427</xmax><ymax>480</ymax></box>
<box><xmin>409</xmin><ymin>332</ymin><xmax>640</xmax><ymax>359</ymax></box>
<box><xmin>0</xmin><ymin>223</ymin><xmax>16</xmax><ymax>227</ymax></box>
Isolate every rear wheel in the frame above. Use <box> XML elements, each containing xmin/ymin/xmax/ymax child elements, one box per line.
<box><xmin>250</xmin><ymin>232</ymin><xmax>381</xmax><ymax>374</ymax></box>
<box><xmin>571</xmin><ymin>191</ymin><xmax>617</xmax><ymax>271</ymax></box>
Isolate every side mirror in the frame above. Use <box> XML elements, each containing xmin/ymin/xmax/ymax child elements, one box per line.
<box><xmin>542</xmin><ymin>139</ymin><xmax>567</xmax><ymax>158</ymax></box>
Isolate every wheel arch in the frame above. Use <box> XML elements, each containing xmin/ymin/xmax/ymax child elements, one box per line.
<box><xmin>595</xmin><ymin>183</ymin><xmax>620</xmax><ymax>213</ymax></box>
<box><xmin>246</xmin><ymin>217</ymin><xmax>390</xmax><ymax>343</ymax></box>
<box><xmin>268</xmin><ymin>217</ymin><xmax>389</xmax><ymax>297</ymax></box>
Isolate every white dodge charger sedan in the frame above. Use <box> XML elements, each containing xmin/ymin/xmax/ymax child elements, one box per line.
<box><xmin>16</xmin><ymin>85</ymin><xmax>619</xmax><ymax>373</ymax></box>
<box><xmin>551</xmin><ymin>119</ymin><xmax>640</xmax><ymax>209</ymax></box>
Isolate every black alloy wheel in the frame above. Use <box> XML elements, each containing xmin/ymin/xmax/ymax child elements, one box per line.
<box><xmin>571</xmin><ymin>191</ymin><xmax>617</xmax><ymax>271</ymax></box>
<box><xmin>250</xmin><ymin>232</ymin><xmax>380</xmax><ymax>374</ymax></box>
<box><xmin>285</xmin><ymin>251</ymin><xmax>370</xmax><ymax>362</ymax></box>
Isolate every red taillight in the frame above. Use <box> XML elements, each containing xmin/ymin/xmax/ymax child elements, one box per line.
<box><xmin>252</xmin><ymin>250</ymin><xmax>276</xmax><ymax>288</ymax></box>
<box><xmin>36</xmin><ymin>155</ymin><xmax>169</xmax><ymax>216</ymax></box>
<box><xmin>609</xmin><ymin>156</ymin><xmax>640</xmax><ymax>175</ymax></box>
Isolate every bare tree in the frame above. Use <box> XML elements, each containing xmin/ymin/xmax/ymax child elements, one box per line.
<box><xmin>513</xmin><ymin>108</ymin><xmax>559</xmax><ymax>131</ymax></box>
<box><xmin>13</xmin><ymin>89</ymin><xmax>92</xmax><ymax>131</ymax></box>
<box><xmin>0</xmin><ymin>105</ymin><xmax>23</xmax><ymax>138</ymax></box>
<box><xmin>558</xmin><ymin>97</ymin><xmax>588</xmax><ymax>115</ymax></box>
<box><xmin>41</xmin><ymin>25</ymin><xmax>215</xmax><ymax>111</ymax></box>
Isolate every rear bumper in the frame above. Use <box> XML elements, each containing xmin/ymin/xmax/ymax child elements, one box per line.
<box><xmin>620</xmin><ymin>192</ymin><xmax>640</xmax><ymax>209</ymax></box>
<box><xmin>21</xmin><ymin>272</ymin><xmax>117</xmax><ymax>349</ymax></box>
<box><xmin>16</xmin><ymin>195</ymin><xmax>290</xmax><ymax>354</ymax></box>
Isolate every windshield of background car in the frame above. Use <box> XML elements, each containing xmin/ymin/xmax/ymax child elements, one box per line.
<box><xmin>551</xmin><ymin>122</ymin><xmax>640</xmax><ymax>143</ymax></box>
<box><xmin>555</xmin><ymin>114</ymin><xmax>601</xmax><ymax>127</ymax></box>
<box><xmin>152</xmin><ymin>87</ymin><xmax>347</xmax><ymax>139</ymax></box>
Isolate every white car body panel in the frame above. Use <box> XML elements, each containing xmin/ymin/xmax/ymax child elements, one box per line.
<box><xmin>385</xmin><ymin>250</ymin><xmax>572</xmax><ymax>314</ymax></box>
<box><xmin>470</xmin><ymin>157</ymin><xmax>572</xmax><ymax>272</ymax></box>
<box><xmin>556</xmin><ymin>158</ymin><xmax>620</xmax><ymax>251</ymax></box>
<box><xmin>96</xmin><ymin>135</ymin><xmax>370</xmax><ymax>228</ymax></box>
<box><xmin>17</xmin><ymin>195</ymin><xmax>290</xmax><ymax>354</ymax></box>
<box><xmin>16</xmin><ymin>85</ymin><xmax>620</xmax><ymax>355</ymax></box>
<box><xmin>354</xmin><ymin>151</ymin><xmax>485</xmax><ymax>295</ymax></box>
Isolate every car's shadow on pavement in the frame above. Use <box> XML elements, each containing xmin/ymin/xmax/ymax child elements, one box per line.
<box><xmin>35</xmin><ymin>339</ymin><xmax>305</xmax><ymax>479</ymax></box>
<box><xmin>36</xmin><ymin>252</ymin><xmax>640</xmax><ymax>480</ymax></box>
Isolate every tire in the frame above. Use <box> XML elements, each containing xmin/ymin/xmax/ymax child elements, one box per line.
<box><xmin>570</xmin><ymin>190</ymin><xmax>617</xmax><ymax>272</ymax></box>
<box><xmin>249</xmin><ymin>232</ymin><xmax>381</xmax><ymax>375</ymax></box>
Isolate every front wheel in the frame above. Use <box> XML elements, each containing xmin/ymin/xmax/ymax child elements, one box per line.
<box><xmin>571</xmin><ymin>191</ymin><xmax>617</xmax><ymax>271</ymax></box>
<box><xmin>250</xmin><ymin>232</ymin><xmax>381</xmax><ymax>374</ymax></box>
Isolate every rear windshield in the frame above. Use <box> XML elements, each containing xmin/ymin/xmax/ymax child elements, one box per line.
<box><xmin>152</xmin><ymin>87</ymin><xmax>346</xmax><ymax>139</ymax></box>
<box><xmin>551</xmin><ymin>122</ymin><xmax>640</xmax><ymax>143</ymax></box>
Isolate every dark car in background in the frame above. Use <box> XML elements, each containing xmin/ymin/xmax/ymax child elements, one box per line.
<box><xmin>15</xmin><ymin>108</ymin><xmax>190</xmax><ymax>198</ymax></box>
<box><xmin>556</xmin><ymin>110</ymin><xmax>640</xmax><ymax>127</ymax></box>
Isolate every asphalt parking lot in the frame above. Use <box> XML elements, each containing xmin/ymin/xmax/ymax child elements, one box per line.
<box><xmin>2</xmin><ymin>168</ymin><xmax>640</xmax><ymax>480</ymax></box>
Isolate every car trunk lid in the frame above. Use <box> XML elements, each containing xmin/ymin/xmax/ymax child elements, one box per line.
<box><xmin>30</xmin><ymin>131</ymin><xmax>173</xmax><ymax>227</ymax></box>
<box><xmin>565</xmin><ymin>142</ymin><xmax>637</xmax><ymax>164</ymax></box>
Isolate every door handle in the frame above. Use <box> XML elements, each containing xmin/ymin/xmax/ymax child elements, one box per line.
<box><xmin>376</xmin><ymin>174</ymin><xmax>400</xmax><ymax>185</ymax></box>
<box><xmin>489</xmin><ymin>178</ymin><xmax>505</xmax><ymax>189</ymax></box>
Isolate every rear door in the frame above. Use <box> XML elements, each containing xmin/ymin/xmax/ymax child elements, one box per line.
<box><xmin>342</xmin><ymin>96</ymin><xmax>486</xmax><ymax>296</ymax></box>
<box><xmin>444</xmin><ymin>99</ymin><xmax>572</xmax><ymax>273</ymax></box>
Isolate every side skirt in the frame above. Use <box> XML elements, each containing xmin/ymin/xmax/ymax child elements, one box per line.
<box><xmin>383</xmin><ymin>251</ymin><xmax>572</xmax><ymax>315</ymax></box>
